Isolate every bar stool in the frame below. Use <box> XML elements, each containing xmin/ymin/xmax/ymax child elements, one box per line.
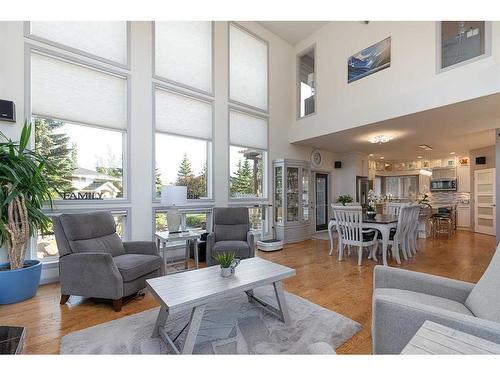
<box><xmin>433</xmin><ymin>216</ymin><xmax>453</xmax><ymax>238</ymax></box>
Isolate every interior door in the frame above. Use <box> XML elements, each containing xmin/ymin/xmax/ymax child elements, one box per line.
<box><xmin>474</xmin><ymin>168</ymin><xmax>496</xmax><ymax>236</ymax></box>
<box><xmin>315</xmin><ymin>173</ymin><xmax>329</xmax><ymax>231</ymax></box>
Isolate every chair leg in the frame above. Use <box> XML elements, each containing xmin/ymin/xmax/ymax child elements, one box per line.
<box><xmin>358</xmin><ymin>246</ymin><xmax>363</xmax><ymax>266</ymax></box>
<box><xmin>392</xmin><ymin>243</ymin><xmax>401</xmax><ymax>264</ymax></box>
<box><xmin>60</xmin><ymin>294</ymin><xmax>70</xmax><ymax>305</ymax></box>
<box><xmin>113</xmin><ymin>298</ymin><xmax>123</xmax><ymax>312</ymax></box>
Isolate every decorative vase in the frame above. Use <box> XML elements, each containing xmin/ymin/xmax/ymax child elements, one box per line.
<box><xmin>0</xmin><ymin>260</ymin><xmax>42</xmax><ymax>304</ymax></box>
<box><xmin>220</xmin><ymin>267</ymin><xmax>232</xmax><ymax>278</ymax></box>
<box><xmin>367</xmin><ymin>211</ymin><xmax>377</xmax><ymax>219</ymax></box>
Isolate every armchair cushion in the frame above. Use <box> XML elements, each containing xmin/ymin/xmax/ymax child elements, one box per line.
<box><xmin>212</xmin><ymin>240</ymin><xmax>251</xmax><ymax>259</ymax></box>
<box><xmin>70</xmin><ymin>233</ymin><xmax>125</xmax><ymax>257</ymax></box>
<box><xmin>375</xmin><ymin>288</ymin><xmax>474</xmax><ymax>316</ymax></box>
<box><xmin>215</xmin><ymin>224</ymin><xmax>248</xmax><ymax>242</ymax></box>
<box><xmin>113</xmin><ymin>254</ymin><xmax>162</xmax><ymax>282</ymax></box>
<box><xmin>465</xmin><ymin>247</ymin><xmax>500</xmax><ymax>323</ymax></box>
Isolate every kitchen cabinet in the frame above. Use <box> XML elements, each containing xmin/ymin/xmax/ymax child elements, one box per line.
<box><xmin>457</xmin><ymin>206</ymin><xmax>471</xmax><ymax>228</ymax></box>
<box><xmin>457</xmin><ymin>165</ymin><xmax>470</xmax><ymax>192</ymax></box>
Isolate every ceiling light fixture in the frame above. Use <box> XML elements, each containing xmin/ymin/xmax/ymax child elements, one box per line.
<box><xmin>419</xmin><ymin>169</ymin><xmax>432</xmax><ymax>177</ymax></box>
<box><xmin>450</xmin><ymin>152</ymin><xmax>456</xmax><ymax>155</ymax></box>
<box><xmin>417</xmin><ymin>156</ymin><xmax>423</xmax><ymax>159</ymax></box>
<box><xmin>369</xmin><ymin>153</ymin><xmax>374</xmax><ymax>157</ymax></box>
<box><xmin>368</xmin><ymin>135</ymin><xmax>393</xmax><ymax>144</ymax></box>
<box><xmin>418</xmin><ymin>144</ymin><xmax>433</xmax><ymax>151</ymax></box>
<box><xmin>380</xmin><ymin>156</ymin><xmax>385</xmax><ymax>160</ymax></box>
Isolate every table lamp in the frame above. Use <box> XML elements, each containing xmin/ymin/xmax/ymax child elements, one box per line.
<box><xmin>160</xmin><ymin>185</ymin><xmax>187</xmax><ymax>233</ymax></box>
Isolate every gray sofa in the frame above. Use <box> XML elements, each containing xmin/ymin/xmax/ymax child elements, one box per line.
<box><xmin>372</xmin><ymin>244</ymin><xmax>500</xmax><ymax>354</ymax></box>
<box><xmin>206</xmin><ymin>207</ymin><xmax>255</xmax><ymax>266</ymax></box>
<box><xmin>53</xmin><ymin>211</ymin><xmax>163</xmax><ymax>311</ymax></box>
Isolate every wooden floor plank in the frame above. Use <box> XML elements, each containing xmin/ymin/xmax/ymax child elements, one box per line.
<box><xmin>0</xmin><ymin>230</ymin><xmax>495</xmax><ymax>354</ymax></box>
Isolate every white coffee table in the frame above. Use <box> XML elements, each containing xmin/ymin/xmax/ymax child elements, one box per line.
<box><xmin>146</xmin><ymin>257</ymin><xmax>296</xmax><ymax>354</ymax></box>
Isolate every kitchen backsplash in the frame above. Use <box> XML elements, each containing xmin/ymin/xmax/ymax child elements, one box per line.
<box><xmin>426</xmin><ymin>191</ymin><xmax>470</xmax><ymax>205</ymax></box>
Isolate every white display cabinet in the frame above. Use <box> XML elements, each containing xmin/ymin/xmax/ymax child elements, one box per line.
<box><xmin>273</xmin><ymin>158</ymin><xmax>311</xmax><ymax>243</ymax></box>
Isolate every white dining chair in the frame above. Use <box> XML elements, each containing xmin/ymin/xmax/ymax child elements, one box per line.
<box><xmin>406</xmin><ymin>205</ymin><xmax>421</xmax><ymax>255</ymax></box>
<box><xmin>333</xmin><ymin>206</ymin><xmax>378</xmax><ymax>266</ymax></box>
<box><xmin>381</xmin><ymin>205</ymin><xmax>413</xmax><ymax>263</ymax></box>
<box><xmin>387</xmin><ymin>202</ymin><xmax>410</xmax><ymax>216</ymax></box>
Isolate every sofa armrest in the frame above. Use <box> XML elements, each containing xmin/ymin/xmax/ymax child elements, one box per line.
<box><xmin>59</xmin><ymin>252</ymin><xmax>123</xmax><ymax>300</ymax></box>
<box><xmin>373</xmin><ymin>290</ymin><xmax>500</xmax><ymax>354</ymax></box>
<box><xmin>247</xmin><ymin>231</ymin><xmax>255</xmax><ymax>258</ymax></box>
<box><xmin>206</xmin><ymin>232</ymin><xmax>215</xmax><ymax>266</ymax></box>
<box><xmin>123</xmin><ymin>241</ymin><xmax>158</xmax><ymax>256</ymax></box>
<box><xmin>373</xmin><ymin>265</ymin><xmax>475</xmax><ymax>303</ymax></box>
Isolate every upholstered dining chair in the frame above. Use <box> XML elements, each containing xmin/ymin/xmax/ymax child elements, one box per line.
<box><xmin>206</xmin><ymin>207</ymin><xmax>255</xmax><ymax>266</ymax></box>
<box><xmin>372</xmin><ymin>243</ymin><xmax>500</xmax><ymax>353</ymax></box>
<box><xmin>332</xmin><ymin>205</ymin><xmax>378</xmax><ymax>265</ymax></box>
<box><xmin>53</xmin><ymin>211</ymin><xmax>163</xmax><ymax>311</ymax></box>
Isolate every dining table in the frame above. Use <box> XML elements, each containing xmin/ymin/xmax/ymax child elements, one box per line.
<box><xmin>328</xmin><ymin>213</ymin><xmax>399</xmax><ymax>266</ymax></box>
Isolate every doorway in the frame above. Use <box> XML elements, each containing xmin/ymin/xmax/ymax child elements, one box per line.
<box><xmin>315</xmin><ymin>173</ymin><xmax>329</xmax><ymax>231</ymax></box>
<box><xmin>474</xmin><ymin>168</ymin><xmax>496</xmax><ymax>236</ymax></box>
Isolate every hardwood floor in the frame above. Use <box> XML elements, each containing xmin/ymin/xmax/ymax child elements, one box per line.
<box><xmin>0</xmin><ymin>230</ymin><xmax>495</xmax><ymax>354</ymax></box>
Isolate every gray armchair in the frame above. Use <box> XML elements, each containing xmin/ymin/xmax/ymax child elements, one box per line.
<box><xmin>206</xmin><ymin>207</ymin><xmax>255</xmax><ymax>266</ymax></box>
<box><xmin>53</xmin><ymin>211</ymin><xmax>163</xmax><ymax>312</ymax></box>
<box><xmin>372</xmin><ymin>245</ymin><xmax>500</xmax><ymax>354</ymax></box>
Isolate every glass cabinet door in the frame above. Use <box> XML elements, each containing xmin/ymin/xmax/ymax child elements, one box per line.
<box><xmin>286</xmin><ymin>167</ymin><xmax>299</xmax><ymax>222</ymax></box>
<box><xmin>301</xmin><ymin>168</ymin><xmax>310</xmax><ymax>222</ymax></box>
<box><xmin>275</xmin><ymin>166</ymin><xmax>283</xmax><ymax>223</ymax></box>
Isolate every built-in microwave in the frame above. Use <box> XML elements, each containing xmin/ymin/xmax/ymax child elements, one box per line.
<box><xmin>430</xmin><ymin>178</ymin><xmax>457</xmax><ymax>191</ymax></box>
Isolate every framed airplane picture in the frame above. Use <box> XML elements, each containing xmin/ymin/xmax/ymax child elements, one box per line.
<box><xmin>348</xmin><ymin>37</ymin><xmax>391</xmax><ymax>83</ymax></box>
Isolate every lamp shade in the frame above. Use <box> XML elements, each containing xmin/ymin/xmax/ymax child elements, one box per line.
<box><xmin>160</xmin><ymin>185</ymin><xmax>188</xmax><ymax>206</ymax></box>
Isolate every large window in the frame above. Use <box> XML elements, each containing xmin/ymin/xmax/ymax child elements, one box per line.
<box><xmin>154</xmin><ymin>21</ymin><xmax>212</xmax><ymax>93</ymax></box>
<box><xmin>229</xmin><ymin>23</ymin><xmax>268</xmax><ymax>112</ymax></box>
<box><xmin>31</xmin><ymin>50</ymin><xmax>128</xmax><ymax>201</ymax></box>
<box><xmin>229</xmin><ymin>109</ymin><xmax>268</xmax><ymax>200</ymax></box>
<box><xmin>384</xmin><ymin>176</ymin><xmax>418</xmax><ymax>200</ymax></box>
<box><xmin>154</xmin><ymin>87</ymin><xmax>213</xmax><ymax>199</ymax></box>
<box><xmin>28</xmin><ymin>22</ymin><xmax>128</xmax><ymax>66</ymax></box>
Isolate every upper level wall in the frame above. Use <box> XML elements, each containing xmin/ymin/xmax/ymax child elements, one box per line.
<box><xmin>290</xmin><ymin>21</ymin><xmax>500</xmax><ymax>143</ymax></box>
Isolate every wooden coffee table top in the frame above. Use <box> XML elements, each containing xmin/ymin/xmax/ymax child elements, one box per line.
<box><xmin>146</xmin><ymin>257</ymin><xmax>295</xmax><ymax>314</ymax></box>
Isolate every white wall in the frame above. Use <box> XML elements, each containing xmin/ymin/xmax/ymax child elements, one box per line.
<box><xmin>290</xmin><ymin>21</ymin><xmax>500</xmax><ymax>143</ymax></box>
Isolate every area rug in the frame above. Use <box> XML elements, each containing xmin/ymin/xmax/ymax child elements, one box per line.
<box><xmin>60</xmin><ymin>286</ymin><xmax>361</xmax><ymax>354</ymax></box>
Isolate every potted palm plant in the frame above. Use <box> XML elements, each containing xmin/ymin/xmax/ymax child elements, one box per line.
<box><xmin>0</xmin><ymin>122</ymin><xmax>53</xmax><ymax>304</ymax></box>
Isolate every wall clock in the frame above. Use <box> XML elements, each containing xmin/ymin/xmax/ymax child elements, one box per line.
<box><xmin>311</xmin><ymin>149</ymin><xmax>322</xmax><ymax>168</ymax></box>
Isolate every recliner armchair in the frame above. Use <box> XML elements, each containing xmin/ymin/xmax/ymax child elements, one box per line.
<box><xmin>206</xmin><ymin>207</ymin><xmax>255</xmax><ymax>266</ymax></box>
<box><xmin>53</xmin><ymin>211</ymin><xmax>163</xmax><ymax>311</ymax></box>
<box><xmin>372</xmin><ymin>243</ymin><xmax>500</xmax><ymax>354</ymax></box>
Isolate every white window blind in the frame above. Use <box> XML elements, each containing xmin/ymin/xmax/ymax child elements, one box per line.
<box><xmin>155</xmin><ymin>22</ymin><xmax>212</xmax><ymax>93</ymax></box>
<box><xmin>30</xmin><ymin>22</ymin><xmax>128</xmax><ymax>65</ymax></box>
<box><xmin>229</xmin><ymin>24</ymin><xmax>268</xmax><ymax>111</ymax></box>
<box><xmin>31</xmin><ymin>52</ymin><xmax>127</xmax><ymax>130</ymax></box>
<box><xmin>229</xmin><ymin>110</ymin><xmax>268</xmax><ymax>149</ymax></box>
<box><xmin>155</xmin><ymin>88</ymin><xmax>212</xmax><ymax>140</ymax></box>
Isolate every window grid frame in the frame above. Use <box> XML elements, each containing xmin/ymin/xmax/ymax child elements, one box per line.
<box><xmin>152</xmin><ymin>21</ymin><xmax>215</xmax><ymax>98</ymax></box>
<box><xmin>24</xmin><ymin>21</ymin><xmax>131</xmax><ymax>70</ymax></box>
<box><xmin>25</xmin><ymin>43</ymin><xmax>132</xmax><ymax>206</ymax></box>
<box><xmin>152</xmin><ymin>83</ymin><xmax>215</xmax><ymax>203</ymax></box>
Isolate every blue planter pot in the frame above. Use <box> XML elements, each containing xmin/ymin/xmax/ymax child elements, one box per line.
<box><xmin>0</xmin><ymin>260</ymin><xmax>42</xmax><ymax>304</ymax></box>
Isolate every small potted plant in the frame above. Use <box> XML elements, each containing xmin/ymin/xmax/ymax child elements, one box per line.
<box><xmin>366</xmin><ymin>189</ymin><xmax>377</xmax><ymax>219</ymax></box>
<box><xmin>0</xmin><ymin>122</ymin><xmax>54</xmax><ymax>304</ymax></box>
<box><xmin>214</xmin><ymin>251</ymin><xmax>241</xmax><ymax>278</ymax></box>
<box><xmin>336</xmin><ymin>194</ymin><xmax>353</xmax><ymax>206</ymax></box>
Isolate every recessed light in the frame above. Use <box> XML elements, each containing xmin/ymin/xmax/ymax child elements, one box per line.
<box><xmin>368</xmin><ymin>135</ymin><xmax>394</xmax><ymax>144</ymax></box>
<box><xmin>380</xmin><ymin>156</ymin><xmax>385</xmax><ymax>160</ymax></box>
<box><xmin>449</xmin><ymin>152</ymin><xmax>456</xmax><ymax>155</ymax></box>
<box><xmin>369</xmin><ymin>153</ymin><xmax>374</xmax><ymax>157</ymax></box>
<box><xmin>417</xmin><ymin>156</ymin><xmax>423</xmax><ymax>159</ymax></box>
